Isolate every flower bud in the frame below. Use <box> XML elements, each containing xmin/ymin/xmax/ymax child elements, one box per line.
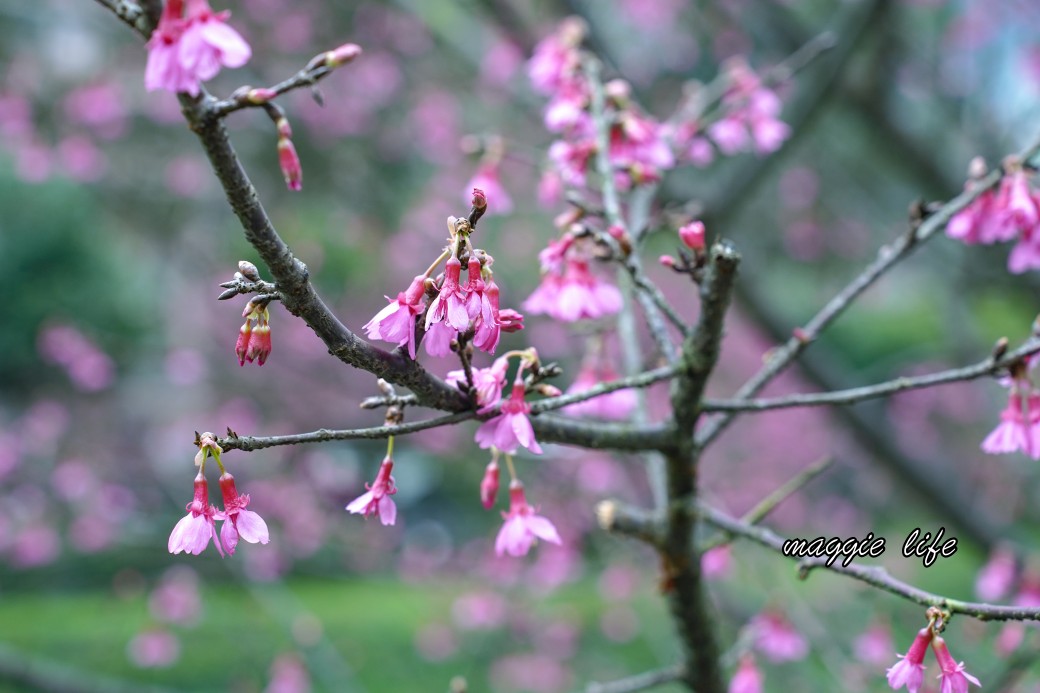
<box><xmin>278</xmin><ymin>138</ymin><xmax>303</xmax><ymax>191</ymax></box>
<box><xmin>324</xmin><ymin>43</ymin><xmax>362</xmax><ymax>68</ymax></box>
<box><xmin>678</xmin><ymin>221</ymin><xmax>706</xmax><ymax>251</ymax></box>
<box><xmin>480</xmin><ymin>460</ymin><xmax>500</xmax><ymax>509</ymax></box>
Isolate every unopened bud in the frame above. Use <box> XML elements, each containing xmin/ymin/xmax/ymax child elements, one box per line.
<box><xmin>536</xmin><ymin>384</ymin><xmax>562</xmax><ymax>397</ymax></box>
<box><xmin>595</xmin><ymin>500</ymin><xmax>617</xmax><ymax>531</ymax></box>
<box><xmin>238</xmin><ymin>261</ymin><xmax>260</xmax><ymax>281</ymax></box>
<box><xmin>968</xmin><ymin>156</ymin><xmax>988</xmax><ymax>180</ymax></box>
<box><xmin>993</xmin><ymin>336</ymin><xmax>1009</xmax><ymax>360</ymax></box>
<box><xmin>604</xmin><ymin>79</ymin><xmax>631</xmax><ymax>104</ymax></box>
<box><xmin>678</xmin><ymin>221</ymin><xmax>706</xmax><ymax>251</ymax></box>
<box><xmin>659</xmin><ymin>254</ymin><xmax>676</xmax><ymax>268</ymax></box>
<box><xmin>498</xmin><ymin>309</ymin><xmax>524</xmax><ymax>333</ymax></box>
<box><xmin>324</xmin><ymin>43</ymin><xmax>362</xmax><ymax>68</ymax></box>
<box><xmin>278</xmin><ymin>138</ymin><xmax>303</xmax><ymax>191</ymax></box>
<box><xmin>471</xmin><ymin>188</ymin><xmax>487</xmax><ymax>210</ymax></box>
<box><xmin>246</xmin><ymin>88</ymin><xmax>277</xmax><ymax>105</ymax></box>
<box><xmin>275</xmin><ymin>117</ymin><xmax>292</xmax><ymax>140</ymax></box>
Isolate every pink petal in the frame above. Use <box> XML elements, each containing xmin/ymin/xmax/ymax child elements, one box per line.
<box><xmin>526</xmin><ymin>515</ymin><xmax>561</xmax><ymax>545</ymax></box>
<box><xmin>234</xmin><ymin>509</ymin><xmax>270</xmax><ymax>544</ymax></box>
<box><xmin>220</xmin><ymin>520</ymin><xmax>239</xmax><ymax>555</ymax></box>
<box><xmin>378</xmin><ymin>495</ymin><xmax>397</xmax><ymax>526</ymax></box>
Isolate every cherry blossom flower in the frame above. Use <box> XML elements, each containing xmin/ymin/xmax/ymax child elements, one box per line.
<box><xmin>423</xmin><ymin>320</ymin><xmax>458</xmax><ymax>357</ymax></box>
<box><xmin>679</xmin><ymin>221</ymin><xmax>706</xmax><ymax>251</ymax></box>
<box><xmin>480</xmin><ymin>458</ymin><xmax>500</xmax><ymax>509</ymax></box>
<box><xmin>981</xmin><ymin>390</ymin><xmax>1037</xmax><ymax>458</ymax></box>
<box><xmin>178</xmin><ymin>0</ymin><xmax>251</xmax><ymax>86</ymax></box>
<box><xmin>495</xmin><ymin>480</ymin><xmax>561</xmax><ymax>557</ymax></box>
<box><xmin>975</xmin><ymin>546</ymin><xmax>1017</xmax><ymax>601</ymax></box>
<box><xmin>346</xmin><ymin>456</ymin><xmax>398</xmax><ymax>525</ymax></box>
<box><xmin>563</xmin><ymin>364</ymin><xmax>636</xmax><ymax>420</ymax></box>
<box><xmin>144</xmin><ymin>0</ymin><xmax>250</xmax><ymax>96</ymax></box>
<box><xmin>751</xmin><ymin>611</ymin><xmax>808</xmax><ymax>663</ymax></box>
<box><xmin>446</xmin><ymin>356</ymin><xmax>509</xmax><ymax>409</ymax></box>
<box><xmin>217</xmin><ymin>472</ymin><xmax>270</xmax><ymax>555</ymax></box>
<box><xmin>524</xmin><ymin>258</ymin><xmax>622</xmax><ymax>322</ymax></box>
<box><xmin>931</xmin><ymin>636</ymin><xmax>980</xmax><ymax>693</ymax></box>
<box><xmin>426</xmin><ymin>257</ymin><xmax>471</xmax><ymax>333</ymax></box>
<box><xmin>728</xmin><ymin>655</ymin><xmax>763</xmax><ymax>693</ymax></box>
<box><xmin>236</xmin><ymin>302</ymin><xmax>271</xmax><ymax>366</ymax></box>
<box><xmin>527</xmin><ymin>17</ymin><xmax>585</xmax><ymax>95</ymax></box>
<box><xmin>168</xmin><ymin>472</ymin><xmax>224</xmax><ymax>557</ymax></box>
<box><xmin>886</xmin><ymin>626</ymin><xmax>932</xmax><ymax>693</ymax></box>
<box><xmin>364</xmin><ymin>274</ymin><xmax>427</xmax><ymax>359</ymax></box>
<box><xmin>475</xmin><ymin>381</ymin><xmax>542</xmax><ymax>455</ymax></box>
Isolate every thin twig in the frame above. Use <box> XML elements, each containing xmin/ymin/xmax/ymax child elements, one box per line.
<box><xmin>701</xmin><ymin>338</ymin><xmax>1040</xmax><ymax>412</ymax></box>
<box><xmin>696</xmin><ymin>129</ymin><xmax>1040</xmax><ymax>448</ymax></box>
<box><xmin>91</xmin><ymin>0</ymin><xmax>151</xmax><ymax>37</ymax></box>
<box><xmin>583</xmin><ymin>664</ymin><xmax>685</xmax><ymax>693</ymax></box>
<box><xmin>696</xmin><ymin>503</ymin><xmax>1040</xmax><ymax>622</ymax></box>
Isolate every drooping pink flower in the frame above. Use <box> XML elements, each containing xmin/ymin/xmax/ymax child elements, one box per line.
<box><xmin>237</xmin><ymin>302</ymin><xmax>272</xmax><ymax>366</ymax></box>
<box><xmin>178</xmin><ymin>0</ymin><xmax>251</xmax><ymax>87</ymax></box>
<box><xmin>217</xmin><ymin>472</ymin><xmax>270</xmax><ymax>555</ymax></box>
<box><xmin>480</xmin><ymin>459</ymin><xmax>500</xmax><ymax>509</ymax></box>
<box><xmin>931</xmin><ymin>636</ymin><xmax>980</xmax><ymax>693</ymax></box>
<box><xmin>446</xmin><ymin>356</ymin><xmax>509</xmax><ymax>409</ymax></box>
<box><xmin>364</xmin><ymin>274</ymin><xmax>427</xmax><ymax>359</ymax></box>
<box><xmin>144</xmin><ymin>0</ymin><xmax>250</xmax><ymax>96</ymax></box>
<box><xmin>529</xmin><ymin>258</ymin><xmax>623</xmax><ymax>322</ymax></box>
<box><xmin>975</xmin><ymin>546</ymin><xmax>1017</xmax><ymax>601</ymax></box>
<box><xmin>548</xmin><ymin>138</ymin><xmax>595</xmax><ymax>187</ymax></box>
<box><xmin>527</xmin><ymin>17</ymin><xmax>585</xmax><ymax>95</ymax></box>
<box><xmin>423</xmin><ymin>320</ymin><xmax>458</xmax><ymax>357</ymax></box>
<box><xmin>563</xmin><ymin>364</ymin><xmax>637</xmax><ymax>420</ymax></box>
<box><xmin>708</xmin><ymin>116</ymin><xmax>750</xmax><ymax>155</ymax></box>
<box><xmin>886</xmin><ymin>626</ymin><xmax>932</xmax><ymax>693</ymax></box>
<box><xmin>346</xmin><ymin>456</ymin><xmax>398</xmax><ymax>525</ymax></box>
<box><xmin>854</xmin><ymin>622</ymin><xmax>895</xmax><ymax>666</ymax></box>
<box><xmin>168</xmin><ymin>472</ymin><xmax>224</xmax><ymax>557</ymax></box>
<box><xmin>475</xmin><ymin>381</ymin><xmax>542</xmax><ymax>455</ymax></box>
<box><xmin>425</xmin><ymin>257</ymin><xmax>471</xmax><ymax>334</ymax></box>
<box><xmin>498</xmin><ymin>308</ymin><xmax>525</xmax><ymax>332</ymax></box>
<box><xmin>494</xmin><ymin>480</ymin><xmax>561</xmax><ymax>557</ymax></box>
<box><xmin>981</xmin><ymin>390</ymin><xmax>1035</xmax><ymax>458</ymax></box>
<box><xmin>728</xmin><ymin>655</ymin><xmax>763</xmax><ymax>693</ymax></box>
<box><xmin>465</xmin><ymin>164</ymin><xmax>512</xmax><ymax>216</ymax></box>
<box><xmin>610</xmin><ymin>112</ymin><xmax>675</xmax><ymax>186</ymax></box>
<box><xmin>750</xmin><ymin>611</ymin><xmax>809</xmax><ymax>663</ymax></box>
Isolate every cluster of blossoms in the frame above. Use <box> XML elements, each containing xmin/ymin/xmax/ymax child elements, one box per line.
<box><xmin>235</xmin><ymin>298</ymin><xmax>272</xmax><ymax>366</ymax></box>
<box><xmin>530</xmin><ymin>18</ymin><xmax>673</xmax><ymax>191</ymax></box>
<box><xmin>529</xmin><ymin>19</ymin><xmax>789</xmax><ymax>198</ymax></box>
<box><xmin>168</xmin><ymin>433</ymin><xmax>269</xmax><ymax>556</ymax></box>
<box><xmin>524</xmin><ymin>231</ymin><xmax>623</xmax><ymax>323</ymax></box>
<box><xmin>563</xmin><ymin>347</ymin><xmax>636</xmax><ymax>421</ymax></box>
<box><xmin>980</xmin><ymin>357</ymin><xmax>1040</xmax><ymax>458</ymax></box>
<box><xmin>145</xmin><ymin>0</ymin><xmax>250</xmax><ymax>96</ymax></box>
<box><xmin>673</xmin><ymin>57</ymin><xmax>791</xmax><ymax>167</ymax></box>
<box><xmin>363</xmin><ymin>190</ymin><xmax>523</xmax><ymax>359</ymax></box>
<box><xmin>975</xmin><ymin>547</ymin><xmax>1040</xmax><ymax>656</ymax></box>
<box><xmin>946</xmin><ymin>158</ymin><xmax>1040</xmax><ymax>273</ymax></box>
<box><xmin>886</xmin><ymin>616</ymin><xmax>979</xmax><ymax>693</ymax></box>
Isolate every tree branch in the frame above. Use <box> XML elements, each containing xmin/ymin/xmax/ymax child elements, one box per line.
<box><xmin>584</xmin><ymin>664</ymin><xmax>685</xmax><ymax>693</ymax></box>
<box><xmin>701</xmin><ymin>337</ymin><xmax>1040</xmax><ymax>412</ymax></box>
<box><xmin>696</xmin><ymin>503</ymin><xmax>1040</xmax><ymax>623</ymax></box>
<box><xmin>696</xmin><ymin>128</ymin><xmax>1040</xmax><ymax>448</ymax></box>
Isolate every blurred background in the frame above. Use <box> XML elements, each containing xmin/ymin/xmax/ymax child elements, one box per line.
<box><xmin>1</xmin><ymin>0</ymin><xmax>1040</xmax><ymax>691</ymax></box>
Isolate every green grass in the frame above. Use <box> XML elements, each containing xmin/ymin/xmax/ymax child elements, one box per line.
<box><xmin>0</xmin><ymin>576</ymin><xmax>687</xmax><ymax>693</ymax></box>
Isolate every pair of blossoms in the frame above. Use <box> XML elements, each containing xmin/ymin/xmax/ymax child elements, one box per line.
<box><xmin>886</xmin><ymin>615</ymin><xmax>979</xmax><ymax>693</ymax></box>
<box><xmin>979</xmin><ymin>357</ymin><xmax>1040</xmax><ymax>460</ymax></box>
<box><xmin>168</xmin><ymin>433</ymin><xmax>270</xmax><ymax>557</ymax></box>
<box><xmin>343</xmin><ymin>351</ymin><xmax>560</xmax><ymax>558</ymax></box>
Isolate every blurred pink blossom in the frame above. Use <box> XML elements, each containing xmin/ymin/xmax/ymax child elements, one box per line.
<box><xmin>127</xmin><ymin>628</ymin><xmax>180</xmax><ymax>668</ymax></box>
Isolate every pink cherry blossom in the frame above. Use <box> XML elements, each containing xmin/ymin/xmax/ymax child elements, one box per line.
<box><xmin>563</xmin><ymin>365</ymin><xmax>636</xmax><ymax>420</ymax></box>
<box><xmin>475</xmin><ymin>382</ymin><xmax>542</xmax><ymax>455</ymax></box>
<box><xmin>728</xmin><ymin>655</ymin><xmax>763</xmax><ymax>693</ymax></box>
<box><xmin>425</xmin><ymin>257</ymin><xmax>471</xmax><ymax>333</ymax></box>
<box><xmin>446</xmin><ymin>356</ymin><xmax>509</xmax><ymax>409</ymax></box>
<box><xmin>931</xmin><ymin>636</ymin><xmax>980</xmax><ymax>693</ymax></box>
<box><xmin>980</xmin><ymin>390</ymin><xmax>1036</xmax><ymax>458</ymax></box>
<box><xmin>423</xmin><ymin>320</ymin><xmax>458</xmax><ymax>357</ymax></box>
<box><xmin>527</xmin><ymin>17</ymin><xmax>585</xmax><ymax>95</ymax></box>
<box><xmin>480</xmin><ymin>459</ymin><xmax>500</xmax><ymax>509</ymax></box>
<box><xmin>524</xmin><ymin>257</ymin><xmax>622</xmax><ymax>323</ymax></box>
<box><xmin>168</xmin><ymin>472</ymin><xmax>224</xmax><ymax>557</ymax></box>
<box><xmin>494</xmin><ymin>480</ymin><xmax>561</xmax><ymax>557</ymax></box>
<box><xmin>886</xmin><ymin>626</ymin><xmax>932</xmax><ymax>693</ymax></box>
<box><xmin>178</xmin><ymin>1</ymin><xmax>251</xmax><ymax>85</ymax></box>
<box><xmin>217</xmin><ymin>472</ymin><xmax>270</xmax><ymax>555</ymax></box>
<box><xmin>364</xmin><ymin>274</ymin><xmax>427</xmax><ymax>359</ymax></box>
<box><xmin>751</xmin><ymin>611</ymin><xmax>808</xmax><ymax>663</ymax></box>
<box><xmin>346</xmin><ymin>456</ymin><xmax>398</xmax><ymax>525</ymax></box>
<box><xmin>975</xmin><ymin>546</ymin><xmax>1017</xmax><ymax>601</ymax></box>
